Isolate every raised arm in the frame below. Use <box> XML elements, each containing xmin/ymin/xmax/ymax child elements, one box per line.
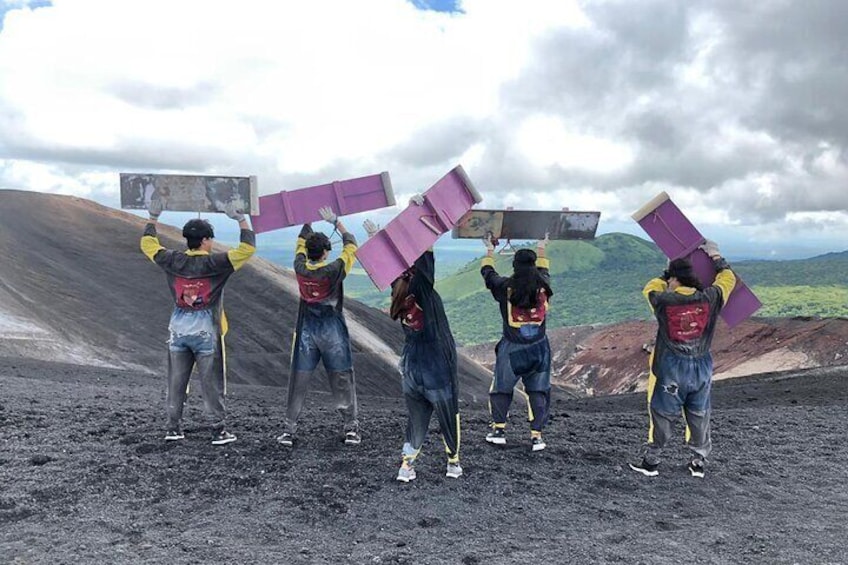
<box><xmin>223</xmin><ymin>203</ymin><xmax>256</xmax><ymax>270</ymax></box>
<box><xmin>140</xmin><ymin>197</ymin><xmax>166</xmax><ymax>262</ymax></box>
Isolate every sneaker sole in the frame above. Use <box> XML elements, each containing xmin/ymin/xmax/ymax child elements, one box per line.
<box><xmin>344</xmin><ymin>439</ymin><xmax>361</xmax><ymax>445</ymax></box>
<box><xmin>446</xmin><ymin>472</ymin><xmax>462</xmax><ymax>479</ymax></box>
<box><xmin>277</xmin><ymin>440</ymin><xmax>293</xmax><ymax>447</ymax></box>
<box><xmin>628</xmin><ymin>463</ymin><xmax>659</xmax><ymax>477</ymax></box>
<box><xmin>531</xmin><ymin>443</ymin><xmax>546</xmax><ymax>452</ymax></box>
<box><xmin>485</xmin><ymin>437</ymin><xmax>506</xmax><ymax>445</ymax></box>
<box><xmin>212</xmin><ymin>437</ymin><xmax>237</xmax><ymax>446</ymax></box>
<box><xmin>164</xmin><ymin>436</ymin><xmax>184</xmax><ymax>441</ymax></box>
<box><xmin>689</xmin><ymin>468</ymin><xmax>705</xmax><ymax>478</ymax></box>
<box><xmin>397</xmin><ymin>474</ymin><xmax>416</xmax><ymax>483</ymax></box>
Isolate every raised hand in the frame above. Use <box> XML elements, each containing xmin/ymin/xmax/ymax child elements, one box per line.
<box><xmin>223</xmin><ymin>202</ymin><xmax>245</xmax><ymax>222</ymax></box>
<box><xmin>363</xmin><ymin>219</ymin><xmax>380</xmax><ymax>238</ymax></box>
<box><xmin>148</xmin><ymin>197</ymin><xmax>163</xmax><ymax>220</ymax></box>
<box><xmin>318</xmin><ymin>206</ymin><xmax>338</xmax><ymax>226</ymax></box>
<box><xmin>699</xmin><ymin>239</ymin><xmax>720</xmax><ymax>258</ymax></box>
<box><xmin>409</xmin><ymin>193</ymin><xmax>425</xmax><ymax>206</ymax></box>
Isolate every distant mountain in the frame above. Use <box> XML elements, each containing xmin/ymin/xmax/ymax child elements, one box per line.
<box><xmin>431</xmin><ymin>233</ymin><xmax>848</xmax><ymax>345</ymax></box>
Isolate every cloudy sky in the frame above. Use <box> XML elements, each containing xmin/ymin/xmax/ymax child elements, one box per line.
<box><xmin>1</xmin><ymin>0</ymin><xmax>846</xmax><ymax>259</ymax></box>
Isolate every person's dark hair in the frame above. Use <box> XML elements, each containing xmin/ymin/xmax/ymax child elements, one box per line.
<box><xmin>182</xmin><ymin>219</ymin><xmax>215</xmax><ymax>250</ymax></box>
<box><xmin>389</xmin><ymin>268</ymin><xmax>415</xmax><ymax>320</ymax></box>
<box><xmin>508</xmin><ymin>248</ymin><xmax>553</xmax><ymax>308</ymax></box>
<box><xmin>306</xmin><ymin>232</ymin><xmax>331</xmax><ymax>261</ymax></box>
<box><xmin>667</xmin><ymin>258</ymin><xmax>703</xmax><ymax>290</ymax></box>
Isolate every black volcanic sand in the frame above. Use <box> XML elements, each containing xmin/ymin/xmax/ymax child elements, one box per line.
<box><xmin>2</xmin><ymin>357</ymin><xmax>847</xmax><ymax>564</ymax></box>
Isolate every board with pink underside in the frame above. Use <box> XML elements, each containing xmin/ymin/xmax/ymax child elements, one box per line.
<box><xmin>632</xmin><ymin>191</ymin><xmax>762</xmax><ymax>328</ymax></box>
<box><xmin>250</xmin><ymin>172</ymin><xmax>395</xmax><ymax>234</ymax></box>
<box><xmin>357</xmin><ymin>165</ymin><xmax>483</xmax><ymax>291</ymax></box>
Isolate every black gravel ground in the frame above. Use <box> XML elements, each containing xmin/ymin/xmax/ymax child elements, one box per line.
<box><xmin>2</xmin><ymin>357</ymin><xmax>847</xmax><ymax>564</ymax></box>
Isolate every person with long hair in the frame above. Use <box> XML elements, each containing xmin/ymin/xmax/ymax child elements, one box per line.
<box><xmin>629</xmin><ymin>240</ymin><xmax>736</xmax><ymax>478</ymax></box>
<box><xmin>364</xmin><ymin>196</ymin><xmax>462</xmax><ymax>483</ymax></box>
<box><xmin>480</xmin><ymin>233</ymin><xmax>553</xmax><ymax>452</ymax></box>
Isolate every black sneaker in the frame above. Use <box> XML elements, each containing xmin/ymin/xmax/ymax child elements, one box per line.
<box><xmin>688</xmin><ymin>458</ymin><xmax>705</xmax><ymax>478</ymax></box>
<box><xmin>211</xmin><ymin>430</ymin><xmax>237</xmax><ymax>445</ymax></box>
<box><xmin>629</xmin><ymin>458</ymin><xmax>659</xmax><ymax>477</ymax></box>
<box><xmin>164</xmin><ymin>429</ymin><xmax>184</xmax><ymax>441</ymax></box>
<box><xmin>344</xmin><ymin>431</ymin><xmax>361</xmax><ymax>445</ymax></box>
<box><xmin>276</xmin><ymin>432</ymin><xmax>294</xmax><ymax>447</ymax></box>
<box><xmin>485</xmin><ymin>428</ymin><xmax>506</xmax><ymax>445</ymax></box>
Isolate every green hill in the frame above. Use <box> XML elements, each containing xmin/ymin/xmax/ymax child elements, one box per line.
<box><xmin>347</xmin><ymin>233</ymin><xmax>848</xmax><ymax>345</ymax></box>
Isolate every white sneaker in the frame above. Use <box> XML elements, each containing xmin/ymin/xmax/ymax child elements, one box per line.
<box><xmin>397</xmin><ymin>465</ymin><xmax>416</xmax><ymax>483</ymax></box>
<box><xmin>446</xmin><ymin>462</ymin><xmax>463</xmax><ymax>479</ymax></box>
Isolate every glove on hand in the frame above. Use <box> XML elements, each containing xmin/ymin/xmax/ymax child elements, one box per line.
<box><xmin>700</xmin><ymin>239</ymin><xmax>720</xmax><ymax>258</ymax></box>
<box><xmin>483</xmin><ymin>234</ymin><xmax>495</xmax><ymax>252</ymax></box>
<box><xmin>148</xmin><ymin>197</ymin><xmax>163</xmax><ymax>220</ymax></box>
<box><xmin>363</xmin><ymin>219</ymin><xmax>380</xmax><ymax>238</ymax></box>
<box><xmin>224</xmin><ymin>202</ymin><xmax>245</xmax><ymax>222</ymax></box>
<box><xmin>318</xmin><ymin>206</ymin><xmax>338</xmax><ymax>225</ymax></box>
<box><xmin>409</xmin><ymin>193</ymin><xmax>425</xmax><ymax>206</ymax></box>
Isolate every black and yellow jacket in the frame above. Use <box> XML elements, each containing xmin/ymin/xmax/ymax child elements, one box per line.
<box><xmin>294</xmin><ymin>224</ymin><xmax>356</xmax><ymax>315</ymax></box>
<box><xmin>140</xmin><ymin>223</ymin><xmax>256</xmax><ymax>335</ymax></box>
<box><xmin>644</xmin><ymin>257</ymin><xmax>737</xmax><ymax>365</ymax></box>
<box><xmin>481</xmin><ymin>254</ymin><xmax>552</xmax><ymax>344</ymax></box>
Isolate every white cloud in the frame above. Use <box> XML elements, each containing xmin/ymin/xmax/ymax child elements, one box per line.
<box><xmin>0</xmin><ymin>0</ymin><xmax>847</xmax><ymax>259</ymax></box>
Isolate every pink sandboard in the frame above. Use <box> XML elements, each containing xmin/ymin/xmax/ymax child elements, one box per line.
<box><xmin>250</xmin><ymin>172</ymin><xmax>395</xmax><ymax>234</ymax></box>
<box><xmin>357</xmin><ymin>165</ymin><xmax>483</xmax><ymax>291</ymax></box>
<box><xmin>632</xmin><ymin>192</ymin><xmax>762</xmax><ymax>328</ymax></box>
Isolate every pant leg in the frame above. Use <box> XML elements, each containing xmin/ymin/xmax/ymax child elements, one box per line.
<box><xmin>166</xmin><ymin>349</ymin><xmax>195</xmax><ymax>430</ymax></box>
<box><xmin>683</xmin><ymin>406</ymin><xmax>711</xmax><ymax>459</ymax></box>
<box><xmin>683</xmin><ymin>355</ymin><xmax>713</xmax><ymax>460</ymax></box>
<box><xmin>490</xmin><ymin>340</ymin><xmax>521</xmax><ymax>427</ymax></box>
<box><xmin>327</xmin><ymin>369</ymin><xmax>359</xmax><ymax>432</ymax></box>
<box><xmin>644</xmin><ymin>408</ymin><xmax>677</xmax><ymax>465</ymax></box>
<box><xmin>526</xmin><ymin>390</ymin><xmax>550</xmax><ymax>433</ymax></box>
<box><xmin>284</xmin><ymin>370</ymin><xmax>313</xmax><ymax>434</ymax></box>
<box><xmin>644</xmin><ymin>355</ymin><xmax>686</xmax><ymax>465</ymax></box>
<box><xmin>431</xmin><ymin>393</ymin><xmax>460</xmax><ymax>464</ymax></box>
<box><xmin>402</xmin><ymin>390</ymin><xmax>434</xmax><ymax>464</ymax></box>
<box><xmin>196</xmin><ymin>349</ymin><xmax>225</xmax><ymax>430</ymax></box>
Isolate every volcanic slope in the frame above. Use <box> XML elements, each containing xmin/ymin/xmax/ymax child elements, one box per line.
<box><xmin>0</xmin><ymin>189</ymin><xmax>492</xmax><ymax>400</ymax></box>
<box><xmin>1</xmin><ymin>357</ymin><xmax>847</xmax><ymax>564</ymax></box>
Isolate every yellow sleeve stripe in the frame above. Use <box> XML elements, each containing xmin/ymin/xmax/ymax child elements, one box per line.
<box><xmin>714</xmin><ymin>268</ymin><xmax>737</xmax><ymax>305</ymax></box>
<box><xmin>481</xmin><ymin>256</ymin><xmax>495</xmax><ymax>268</ymax></box>
<box><xmin>295</xmin><ymin>236</ymin><xmax>307</xmax><ymax>258</ymax></box>
<box><xmin>228</xmin><ymin>242</ymin><xmax>256</xmax><ymax>271</ymax></box>
<box><xmin>535</xmin><ymin>257</ymin><xmax>550</xmax><ymax>270</ymax></box>
<box><xmin>340</xmin><ymin>242</ymin><xmax>357</xmax><ymax>275</ymax></box>
<box><xmin>642</xmin><ymin>278</ymin><xmax>667</xmax><ymax>311</ymax></box>
<box><xmin>140</xmin><ymin>235</ymin><xmax>164</xmax><ymax>262</ymax></box>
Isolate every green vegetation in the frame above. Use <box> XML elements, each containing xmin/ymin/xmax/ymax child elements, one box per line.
<box><xmin>752</xmin><ymin>286</ymin><xmax>848</xmax><ymax>318</ymax></box>
<box><xmin>346</xmin><ymin>233</ymin><xmax>848</xmax><ymax>346</ymax></box>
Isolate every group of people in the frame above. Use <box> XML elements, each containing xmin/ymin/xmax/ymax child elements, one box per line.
<box><xmin>141</xmin><ymin>195</ymin><xmax>736</xmax><ymax>481</ymax></box>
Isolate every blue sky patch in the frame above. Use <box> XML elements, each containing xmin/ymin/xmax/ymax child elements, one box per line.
<box><xmin>0</xmin><ymin>0</ymin><xmax>53</xmax><ymax>33</ymax></box>
<box><xmin>408</xmin><ymin>0</ymin><xmax>463</xmax><ymax>14</ymax></box>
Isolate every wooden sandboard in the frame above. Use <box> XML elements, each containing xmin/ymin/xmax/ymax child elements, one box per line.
<box><xmin>120</xmin><ymin>173</ymin><xmax>258</xmax><ymax>214</ymax></box>
<box><xmin>452</xmin><ymin>209</ymin><xmax>600</xmax><ymax>241</ymax></box>
<box><xmin>357</xmin><ymin>165</ymin><xmax>482</xmax><ymax>291</ymax></box>
<box><xmin>632</xmin><ymin>191</ymin><xmax>762</xmax><ymax>328</ymax></box>
<box><xmin>250</xmin><ymin>172</ymin><xmax>395</xmax><ymax>234</ymax></box>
